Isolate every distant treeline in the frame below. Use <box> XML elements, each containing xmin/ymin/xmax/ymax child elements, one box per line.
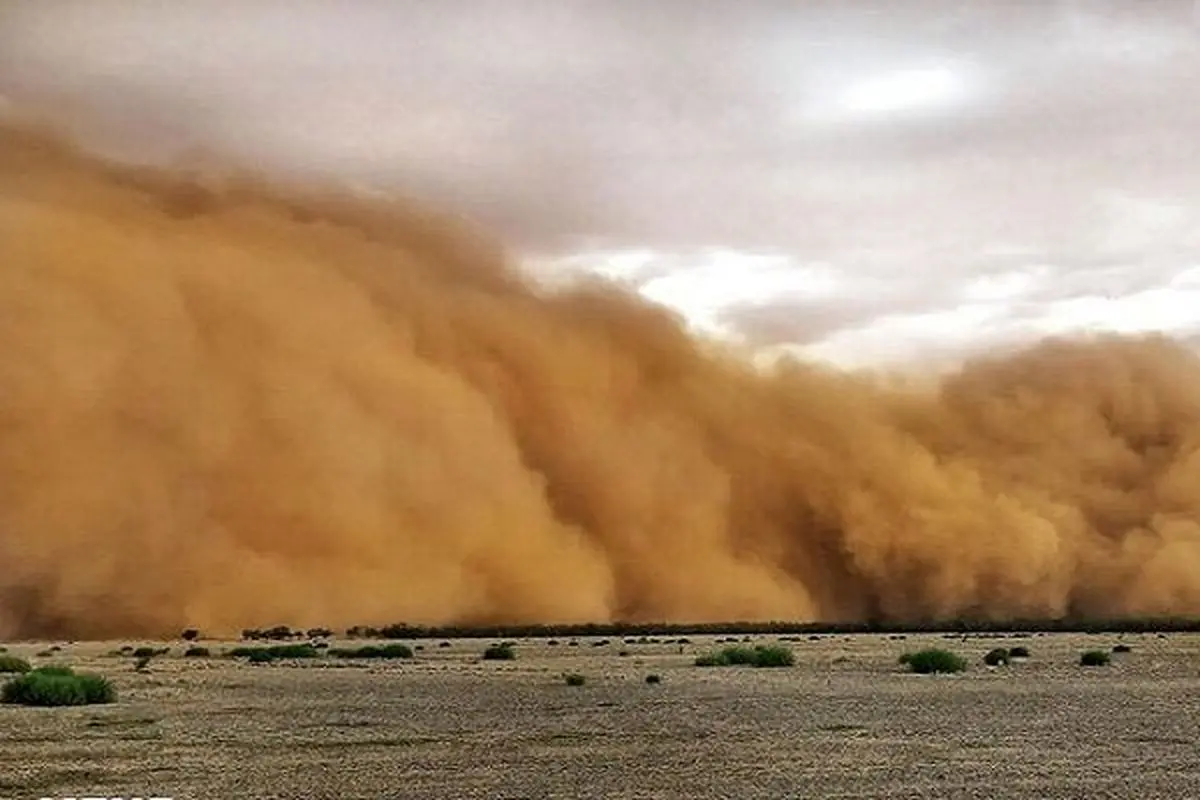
<box><xmin>233</xmin><ymin>617</ymin><xmax>1200</xmax><ymax>641</ymax></box>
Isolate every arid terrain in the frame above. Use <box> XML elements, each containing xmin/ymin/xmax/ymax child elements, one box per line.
<box><xmin>2</xmin><ymin>632</ymin><xmax>1199</xmax><ymax>799</ymax></box>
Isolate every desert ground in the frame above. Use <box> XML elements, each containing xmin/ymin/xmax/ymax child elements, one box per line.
<box><xmin>2</xmin><ymin>632</ymin><xmax>1199</xmax><ymax>799</ymax></box>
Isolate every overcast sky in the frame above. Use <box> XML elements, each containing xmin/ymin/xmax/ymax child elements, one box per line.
<box><xmin>2</xmin><ymin>1</ymin><xmax>1199</xmax><ymax>367</ymax></box>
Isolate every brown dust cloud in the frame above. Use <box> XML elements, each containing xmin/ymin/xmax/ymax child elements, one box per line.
<box><xmin>2</xmin><ymin>124</ymin><xmax>1199</xmax><ymax>639</ymax></box>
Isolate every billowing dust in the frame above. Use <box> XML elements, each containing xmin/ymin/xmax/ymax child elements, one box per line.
<box><xmin>2</xmin><ymin>125</ymin><xmax>1198</xmax><ymax>638</ymax></box>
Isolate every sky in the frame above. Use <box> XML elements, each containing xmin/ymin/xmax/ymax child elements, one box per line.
<box><xmin>2</xmin><ymin>0</ymin><xmax>1198</xmax><ymax>368</ymax></box>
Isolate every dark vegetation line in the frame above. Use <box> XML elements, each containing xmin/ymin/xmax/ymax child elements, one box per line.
<box><xmin>236</xmin><ymin>616</ymin><xmax>1200</xmax><ymax>641</ymax></box>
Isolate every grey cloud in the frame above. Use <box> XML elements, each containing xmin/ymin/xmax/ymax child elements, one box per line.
<box><xmin>2</xmin><ymin>0</ymin><xmax>1198</xmax><ymax>357</ymax></box>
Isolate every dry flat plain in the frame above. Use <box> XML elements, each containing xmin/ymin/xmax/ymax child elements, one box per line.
<box><xmin>2</xmin><ymin>632</ymin><xmax>1199</xmax><ymax>800</ymax></box>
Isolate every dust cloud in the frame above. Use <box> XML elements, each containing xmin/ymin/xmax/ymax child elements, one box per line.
<box><xmin>2</xmin><ymin>125</ymin><xmax>1199</xmax><ymax>639</ymax></box>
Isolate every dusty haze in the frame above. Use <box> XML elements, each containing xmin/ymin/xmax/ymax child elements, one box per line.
<box><xmin>2</xmin><ymin>125</ymin><xmax>1199</xmax><ymax>638</ymax></box>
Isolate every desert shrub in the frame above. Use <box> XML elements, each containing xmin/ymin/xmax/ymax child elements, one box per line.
<box><xmin>694</xmin><ymin>645</ymin><xmax>794</xmax><ymax>668</ymax></box>
<box><xmin>751</xmin><ymin>645</ymin><xmax>795</xmax><ymax>667</ymax></box>
<box><xmin>134</xmin><ymin>656</ymin><xmax>152</xmax><ymax>672</ymax></box>
<box><xmin>618</xmin><ymin>650</ymin><xmax>630</xmax><ymax>657</ymax></box>
<box><xmin>546</xmin><ymin>640</ymin><xmax>558</xmax><ymax>647</ymax></box>
<box><xmin>34</xmin><ymin>665</ymin><xmax>75</xmax><ymax>677</ymax></box>
<box><xmin>306</xmin><ymin>628</ymin><xmax>333</xmax><ymax>639</ymax></box>
<box><xmin>1008</xmin><ymin>646</ymin><xmax>1030</xmax><ymax>659</ymax></box>
<box><xmin>0</xmin><ymin>646</ymin><xmax>6</xmax><ymax>653</ymax></box>
<box><xmin>1112</xmin><ymin>644</ymin><xmax>1132</xmax><ymax>654</ymax></box>
<box><xmin>563</xmin><ymin>673</ymin><xmax>586</xmax><ymax>687</ymax></box>
<box><xmin>35</xmin><ymin>649</ymin><xmax>54</xmax><ymax>657</ymax></box>
<box><xmin>1080</xmin><ymin>650</ymin><xmax>1111</xmax><ymax>667</ymax></box>
<box><xmin>482</xmin><ymin>643</ymin><xmax>516</xmax><ymax>661</ymax></box>
<box><xmin>983</xmin><ymin>648</ymin><xmax>1010</xmax><ymax>666</ymax></box>
<box><xmin>0</xmin><ymin>655</ymin><xmax>30</xmax><ymax>674</ymax></box>
<box><xmin>132</xmin><ymin>647</ymin><xmax>168</xmax><ymax>659</ymax></box>
<box><xmin>181</xmin><ymin>629</ymin><xmax>200</xmax><ymax>641</ymax></box>
<box><xmin>184</xmin><ymin>647</ymin><xmax>211</xmax><ymax>658</ymax></box>
<box><xmin>231</xmin><ymin>644</ymin><xmax>319</xmax><ymax>662</ymax></box>
<box><xmin>439</xmin><ymin>641</ymin><xmax>452</xmax><ymax>648</ymax></box>
<box><xmin>2</xmin><ymin>668</ymin><xmax>115</xmax><ymax>706</ymax></box>
<box><xmin>329</xmin><ymin>644</ymin><xmax>413</xmax><ymax>660</ymax></box>
<box><xmin>900</xmin><ymin>649</ymin><xmax>967</xmax><ymax>674</ymax></box>
<box><xmin>645</xmin><ymin>674</ymin><xmax>662</xmax><ymax>684</ymax></box>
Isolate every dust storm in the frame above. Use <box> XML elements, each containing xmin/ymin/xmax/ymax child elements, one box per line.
<box><xmin>1</xmin><ymin>125</ymin><xmax>1198</xmax><ymax>638</ymax></box>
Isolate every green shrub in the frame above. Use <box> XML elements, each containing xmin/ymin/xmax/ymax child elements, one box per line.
<box><xmin>1080</xmin><ymin>650</ymin><xmax>1111</xmax><ymax>667</ymax></box>
<box><xmin>983</xmin><ymin>648</ymin><xmax>1010</xmax><ymax>666</ymax></box>
<box><xmin>900</xmin><ymin>649</ymin><xmax>967</xmax><ymax>674</ymax></box>
<box><xmin>482</xmin><ymin>643</ymin><xmax>516</xmax><ymax>661</ymax></box>
<box><xmin>645</xmin><ymin>674</ymin><xmax>662</xmax><ymax>684</ymax></box>
<box><xmin>694</xmin><ymin>644</ymin><xmax>794</xmax><ymax>668</ymax></box>
<box><xmin>751</xmin><ymin>645</ymin><xmax>795</xmax><ymax>667</ymax></box>
<box><xmin>563</xmin><ymin>673</ymin><xmax>586</xmax><ymax>686</ymax></box>
<box><xmin>184</xmin><ymin>647</ymin><xmax>211</xmax><ymax>658</ymax></box>
<box><xmin>230</xmin><ymin>644</ymin><xmax>319</xmax><ymax>661</ymax></box>
<box><xmin>328</xmin><ymin>644</ymin><xmax>413</xmax><ymax>660</ymax></box>
<box><xmin>0</xmin><ymin>655</ymin><xmax>30</xmax><ymax>674</ymax></box>
<box><xmin>2</xmin><ymin>668</ymin><xmax>115</xmax><ymax>706</ymax></box>
<box><xmin>34</xmin><ymin>665</ymin><xmax>75</xmax><ymax>677</ymax></box>
<box><xmin>1008</xmin><ymin>646</ymin><xmax>1030</xmax><ymax>659</ymax></box>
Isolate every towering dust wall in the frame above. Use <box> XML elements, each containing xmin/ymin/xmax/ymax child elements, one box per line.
<box><xmin>2</xmin><ymin>126</ymin><xmax>1199</xmax><ymax>638</ymax></box>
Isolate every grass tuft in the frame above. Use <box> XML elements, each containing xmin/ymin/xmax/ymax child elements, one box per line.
<box><xmin>230</xmin><ymin>644</ymin><xmax>320</xmax><ymax>661</ymax></box>
<box><xmin>328</xmin><ymin>644</ymin><xmax>414</xmax><ymax>660</ymax></box>
<box><xmin>694</xmin><ymin>644</ymin><xmax>794</xmax><ymax>668</ymax></box>
<box><xmin>0</xmin><ymin>655</ymin><xmax>31</xmax><ymax>674</ymax></box>
<box><xmin>900</xmin><ymin>648</ymin><xmax>967</xmax><ymax>674</ymax></box>
<box><xmin>2</xmin><ymin>667</ymin><xmax>116</xmax><ymax>706</ymax></box>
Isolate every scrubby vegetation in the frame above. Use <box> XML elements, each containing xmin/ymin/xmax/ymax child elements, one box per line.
<box><xmin>983</xmin><ymin>648</ymin><xmax>1010</xmax><ymax>666</ymax></box>
<box><xmin>324</xmin><ymin>617</ymin><xmax>1200</xmax><ymax>642</ymax></box>
<box><xmin>482</xmin><ymin>643</ymin><xmax>516</xmax><ymax>661</ymax></box>
<box><xmin>2</xmin><ymin>666</ymin><xmax>116</xmax><ymax>707</ymax></box>
<box><xmin>899</xmin><ymin>649</ymin><xmax>967</xmax><ymax>674</ymax></box>
<box><xmin>132</xmin><ymin>647</ymin><xmax>169</xmax><ymax>659</ymax></box>
<box><xmin>0</xmin><ymin>655</ymin><xmax>31</xmax><ymax>674</ymax></box>
<box><xmin>563</xmin><ymin>673</ymin><xmax>586</xmax><ymax>686</ymax></box>
<box><xmin>1008</xmin><ymin>646</ymin><xmax>1030</xmax><ymax>659</ymax></box>
<box><xmin>694</xmin><ymin>644</ymin><xmax>794</xmax><ymax>668</ymax></box>
<box><xmin>328</xmin><ymin>644</ymin><xmax>413</xmax><ymax>660</ymax></box>
<box><xmin>230</xmin><ymin>644</ymin><xmax>320</xmax><ymax>662</ymax></box>
<box><xmin>1113</xmin><ymin>644</ymin><xmax>1132</xmax><ymax>654</ymax></box>
<box><xmin>645</xmin><ymin>674</ymin><xmax>662</xmax><ymax>684</ymax></box>
<box><xmin>1081</xmin><ymin>650</ymin><xmax>1111</xmax><ymax>667</ymax></box>
<box><xmin>184</xmin><ymin>646</ymin><xmax>211</xmax><ymax>657</ymax></box>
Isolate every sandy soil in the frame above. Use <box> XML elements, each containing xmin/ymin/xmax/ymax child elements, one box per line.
<box><xmin>2</xmin><ymin>632</ymin><xmax>1199</xmax><ymax>799</ymax></box>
